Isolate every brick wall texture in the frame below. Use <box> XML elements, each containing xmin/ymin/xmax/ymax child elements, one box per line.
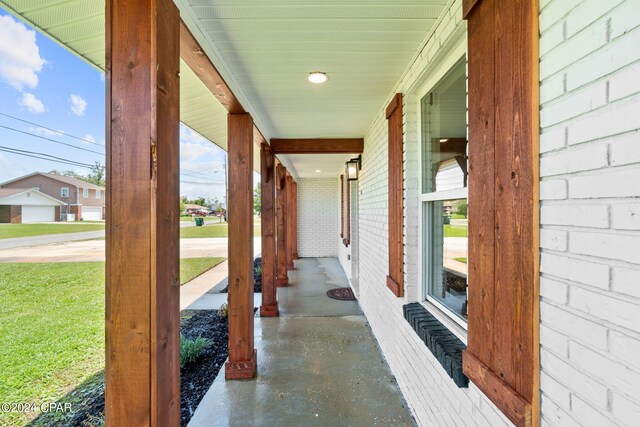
<box><xmin>538</xmin><ymin>1</ymin><xmax>640</xmax><ymax>426</ymax></box>
<box><xmin>297</xmin><ymin>178</ymin><xmax>339</xmax><ymax>258</ymax></box>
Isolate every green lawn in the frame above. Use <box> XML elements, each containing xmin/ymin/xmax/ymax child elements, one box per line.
<box><xmin>180</xmin><ymin>257</ymin><xmax>226</xmax><ymax>284</ymax></box>
<box><xmin>180</xmin><ymin>216</ymin><xmax>221</xmax><ymax>223</ymax></box>
<box><xmin>454</xmin><ymin>257</ymin><xmax>468</xmax><ymax>264</ymax></box>
<box><xmin>0</xmin><ymin>223</ymin><xmax>105</xmax><ymax>239</ymax></box>
<box><xmin>444</xmin><ymin>224</ymin><xmax>468</xmax><ymax>238</ymax></box>
<box><xmin>180</xmin><ymin>222</ymin><xmax>261</xmax><ymax>238</ymax></box>
<box><xmin>0</xmin><ymin>257</ymin><xmax>224</xmax><ymax>426</ymax></box>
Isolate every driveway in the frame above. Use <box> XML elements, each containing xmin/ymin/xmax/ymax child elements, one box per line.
<box><xmin>0</xmin><ymin>237</ymin><xmax>261</xmax><ymax>263</ymax></box>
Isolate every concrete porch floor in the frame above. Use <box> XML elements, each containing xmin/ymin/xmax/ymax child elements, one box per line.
<box><xmin>188</xmin><ymin>257</ymin><xmax>416</xmax><ymax>427</ymax></box>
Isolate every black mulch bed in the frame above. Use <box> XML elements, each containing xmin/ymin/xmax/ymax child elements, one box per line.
<box><xmin>28</xmin><ymin>310</ymin><xmax>229</xmax><ymax>427</ymax></box>
<box><xmin>220</xmin><ymin>257</ymin><xmax>262</xmax><ymax>294</ymax></box>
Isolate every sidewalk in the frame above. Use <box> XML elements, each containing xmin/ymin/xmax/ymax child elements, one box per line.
<box><xmin>188</xmin><ymin>258</ymin><xmax>416</xmax><ymax>427</ymax></box>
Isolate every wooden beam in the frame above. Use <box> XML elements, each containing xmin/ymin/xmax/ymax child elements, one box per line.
<box><xmin>286</xmin><ymin>174</ymin><xmax>295</xmax><ymax>271</ymax></box>
<box><xmin>270</xmin><ymin>138</ymin><xmax>364</xmax><ymax>154</ymax></box>
<box><xmin>105</xmin><ymin>0</ymin><xmax>180</xmax><ymax>425</ymax></box>
<box><xmin>292</xmin><ymin>181</ymin><xmax>298</xmax><ymax>259</ymax></box>
<box><xmin>260</xmin><ymin>143</ymin><xmax>278</xmax><ymax>317</ymax></box>
<box><xmin>225</xmin><ymin>113</ymin><xmax>257</xmax><ymax>380</ymax></box>
<box><xmin>387</xmin><ymin>93</ymin><xmax>404</xmax><ymax>298</ymax></box>
<box><xmin>180</xmin><ymin>19</ymin><xmax>268</xmax><ymax>146</ymax></box>
<box><xmin>275</xmin><ymin>164</ymin><xmax>288</xmax><ymax>287</ymax></box>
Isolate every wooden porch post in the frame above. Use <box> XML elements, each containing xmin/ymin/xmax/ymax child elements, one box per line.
<box><xmin>260</xmin><ymin>143</ymin><xmax>278</xmax><ymax>317</ymax></box>
<box><xmin>105</xmin><ymin>0</ymin><xmax>180</xmax><ymax>425</ymax></box>
<box><xmin>275</xmin><ymin>164</ymin><xmax>289</xmax><ymax>286</ymax></box>
<box><xmin>225</xmin><ymin>113</ymin><xmax>257</xmax><ymax>379</ymax></box>
<box><xmin>292</xmin><ymin>180</ymin><xmax>298</xmax><ymax>259</ymax></box>
<box><xmin>286</xmin><ymin>174</ymin><xmax>295</xmax><ymax>270</ymax></box>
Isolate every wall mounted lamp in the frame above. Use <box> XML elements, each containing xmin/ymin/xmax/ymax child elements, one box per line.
<box><xmin>346</xmin><ymin>155</ymin><xmax>362</xmax><ymax>181</ymax></box>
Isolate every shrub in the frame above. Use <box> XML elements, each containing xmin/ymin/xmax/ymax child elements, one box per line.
<box><xmin>180</xmin><ymin>334</ymin><xmax>212</xmax><ymax>368</ymax></box>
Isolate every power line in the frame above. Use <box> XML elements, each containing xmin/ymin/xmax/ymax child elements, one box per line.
<box><xmin>0</xmin><ymin>111</ymin><xmax>105</xmax><ymax>147</ymax></box>
<box><xmin>179</xmin><ymin>180</ymin><xmax>226</xmax><ymax>185</ymax></box>
<box><xmin>0</xmin><ymin>145</ymin><xmax>94</xmax><ymax>169</ymax></box>
<box><xmin>0</xmin><ymin>124</ymin><xmax>105</xmax><ymax>156</ymax></box>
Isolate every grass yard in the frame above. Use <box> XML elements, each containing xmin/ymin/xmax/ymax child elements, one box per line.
<box><xmin>0</xmin><ymin>257</ymin><xmax>224</xmax><ymax>426</ymax></box>
<box><xmin>444</xmin><ymin>224</ymin><xmax>468</xmax><ymax>238</ymax></box>
<box><xmin>454</xmin><ymin>257</ymin><xmax>468</xmax><ymax>264</ymax></box>
<box><xmin>180</xmin><ymin>222</ymin><xmax>261</xmax><ymax>238</ymax></box>
<box><xmin>180</xmin><ymin>257</ymin><xmax>226</xmax><ymax>284</ymax></box>
<box><xmin>0</xmin><ymin>223</ymin><xmax>105</xmax><ymax>239</ymax></box>
<box><xmin>180</xmin><ymin>216</ymin><xmax>220</xmax><ymax>223</ymax></box>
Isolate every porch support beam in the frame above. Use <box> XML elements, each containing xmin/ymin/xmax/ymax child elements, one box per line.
<box><xmin>275</xmin><ymin>164</ymin><xmax>289</xmax><ymax>286</ymax></box>
<box><xmin>225</xmin><ymin>113</ymin><xmax>257</xmax><ymax>379</ymax></box>
<box><xmin>286</xmin><ymin>173</ymin><xmax>295</xmax><ymax>271</ymax></box>
<box><xmin>292</xmin><ymin>181</ymin><xmax>298</xmax><ymax>259</ymax></box>
<box><xmin>105</xmin><ymin>0</ymin><xmax>180</xmax><ymax>424</ymax></box>
<box><xmin>270</xmin><ymin>138</ymin><xmax>364</xmax><ymax>154</ymax></box>
<box><xmin>260</xmin><ymin>143</ymin><xmax>278</xmax><ymax>317</ymax></box>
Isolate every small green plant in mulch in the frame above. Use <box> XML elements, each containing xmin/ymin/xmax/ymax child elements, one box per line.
<box><xmin>180</xmin><ymin>334</ymin><xmax>213</xmax><ymax>368</ymax></box>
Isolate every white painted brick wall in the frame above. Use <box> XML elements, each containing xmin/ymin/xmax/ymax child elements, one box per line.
<box><xmin>297</xmin><ymin>178</ymin><xmax>339</xmax><ymax>258</ymax></box>
<box><xmin>539</xmin><ymin>1</ymin><xmax>640</xmax><ymax>426</ymax></box>
<box><xmin>356</xmin><ymin>0</ymin><xmax>513</xmax><ymax>426</ymax></box>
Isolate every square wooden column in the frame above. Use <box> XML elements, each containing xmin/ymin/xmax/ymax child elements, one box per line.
<box><xmin>292</xmin><ymin>181</ymin><xmax>298</xmax><ymax>259</ymax></box>
<box><xmin>259</xmin><ymin>143</ymin><xmax>278</xmax><ymax>317</ymax></box>
<box><xmin>225</xmin><ymin>113</ymin><xmax>257</xmax><ymax>380</ymax></box>
<box><xmin>286</xmin><ymin>174</ymin><xmax>295</xmax><ymax>270</ymax></box>
<box><xmin>275</xmin><ymin>164</ymin><xmax>289</xmax><ymax>286</ymax></box>
<box><xmin>105</xmin><ymin>0</ymin><xmax>180</xmax><ymax>425</ymax></box>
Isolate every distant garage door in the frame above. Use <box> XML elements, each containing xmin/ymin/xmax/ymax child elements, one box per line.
<box><xmin>22</xmin><ymin>205</ymin><xmax>55</xmax><ymax>223</ymax></box>
<box><xmin>82</xmin><ymin>206</ymin><xmax>103</xmax><ymax>220</ymax></box>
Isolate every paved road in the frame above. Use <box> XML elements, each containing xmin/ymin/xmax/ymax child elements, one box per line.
<box><xmin>0</xmin><ymin>220</ymin><xmax>205</xmax><ymax>251</ymax></box>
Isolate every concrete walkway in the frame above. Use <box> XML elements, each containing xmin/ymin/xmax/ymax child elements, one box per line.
<box><xmin>188</xmin><ymin>258</ymin><xmax>416</xmax><ymax>427</ymax></box>
<box><xmin>0</xmin><ymin>237</ymin><xmax>261</xmax><ymax>263</ymax></box>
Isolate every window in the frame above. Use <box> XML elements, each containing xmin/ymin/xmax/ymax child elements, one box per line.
<box><xmin>96</xmin><ymin>190</ymin><xmax>101</xmax><ymax>199</ymax></box>
<box><xmin>83</xmin><ymin>188</ymin><xmax>89</xmax><ymax>198</ymax></box>
<box><xmin>421</xmin><ymin>61</ymin><xmax>468</xmax><ymax>325</ymax></box>
<box><xmin>61</xmin><ymin>187</ymin><xmax>69</xmax><ymax>198</ymax></box>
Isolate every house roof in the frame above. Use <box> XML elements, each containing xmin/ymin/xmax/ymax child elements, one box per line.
<box><xmin>0</xmin><ymin>172</ymin><xmax>105</xmax><ymax>191</ymax></box>
<box><xmin>185</xmin><ymin>204</ymin><xmax>210</xmax><ymax>211</ymax></box>
<box><xmin>0</xmin><ymin>188</ymin><xmax>66</xmax><ymax>205</ymax></box>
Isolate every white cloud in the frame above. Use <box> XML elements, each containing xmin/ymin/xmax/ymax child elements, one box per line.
<box><xmin>70</xmin><ymin>94</ymin><xmax>87</xmax><ymax>116</ymax></box>
<box><xmin>180</xmin><ymin>125</ymin><xmax>209</xmax><ymax>144</ymax></box>
<box><xmin>83</xmin><ymin>134</ymin><xmax>96</xmax><ymax>144</ymax></box>
<box><xmin>0</xmin><ymin>15</ymin><xmax>46</xmax><ymax>91</ymax></box>
<box><xmin>19</xmin><ymin>92</ymin><xmax>45</xmax><ymax>113</ymax></box>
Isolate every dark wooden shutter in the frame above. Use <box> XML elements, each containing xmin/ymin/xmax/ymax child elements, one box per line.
<box><xmin>340</xmin><ymin>174</ymin><xmax>344</xmax><ymax>239</ymax></box>
<box><xmin>462</xmin><ymin>1</ymin><xmax>540</xmax><ymax>426</ymax></box>
<box><xmin>386</xmin><ymin>93</ymin><xmax>404</xmax><ymax>297</ymax></box>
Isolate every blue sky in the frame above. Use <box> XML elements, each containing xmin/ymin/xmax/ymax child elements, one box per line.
<box><xmin>0</xmin><ymin>10</ymin><xmax>237</xmax><ymax>204</ymax></box>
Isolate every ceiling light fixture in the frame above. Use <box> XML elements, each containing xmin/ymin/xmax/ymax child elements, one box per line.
<box><xmin>308</xmin><ymin>72</ymin><xmax>328</xmax><ymax>84</ymax></box>
<box><xmin>439</xmin><ymin>138</ymin><xmax>449</xmax><ymax>142</ymax></box>
<box><xmin>315</xmin><ymin>169</ymin><xmax>321</xmax><ymax>173</ymax></box>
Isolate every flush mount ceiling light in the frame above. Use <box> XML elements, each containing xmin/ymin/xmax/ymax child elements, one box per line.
<box><xmin>308</xmin><ymin>72</ymin><xmax>328</xmax><ymax>84</ymax></box>
<box><xmin>315</xmin><ymin>169</ymin><xmax>321</xmax><ymax>173</ymax></box>
<box><xmin>439</xmin><ymin>138</ymin><xmax>449</xmax><ymax>142</ymax></box>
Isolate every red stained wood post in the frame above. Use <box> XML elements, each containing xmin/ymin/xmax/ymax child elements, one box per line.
<box><xmin>275</xmin><ymin>164</ymin><xmax>289</xmax><ymax>286</ymax></box>
<box><xmin>260</xmin><ymin>143</ymin><xmax>278</xmax><ymax>317</ymax></box>
<box><xmin>105</xmin><ymin>0</ymin><xmax>180</xmax><ymax>424</ymax></box>
<box><xmin>292</xmin><ymin>181</ymin><xmax>298</xmax><ymax>259</ymax></box>
<box><xmin>225</xmin><ymin>113</ymin><xmax>257</xmax><ymax>379</ymax></box>
<box><xmin>285</xmin><ymin>174</ymin><xmax>295</xmax><ymax>270</ymax></box>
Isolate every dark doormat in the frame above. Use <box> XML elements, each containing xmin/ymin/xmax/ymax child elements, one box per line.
<box><xmin>326</xmin><ymin>287</ymin><xmax>356</xmax><ymax>301</ymax></box>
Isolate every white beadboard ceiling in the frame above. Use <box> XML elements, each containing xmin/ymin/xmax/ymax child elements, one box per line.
<box><xmin>0</xmin><ymin>0</ymin><xmax>448</xmax><ymax>177</ymax></box>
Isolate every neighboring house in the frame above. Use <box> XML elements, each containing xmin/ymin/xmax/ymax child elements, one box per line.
<box><xmin>0</xmin><ymin>172</ymin><xmax>105</xmax><ymax>221</ymax></box>
<box><xmin>0</xmin><ymin>188</ymin><xmax>65</xmax><ymax>223</ymax></box>
<box><xmin>184</xmin><ymin>204</ymin><xmax>210</xmax><ymax>215</ymax></box>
